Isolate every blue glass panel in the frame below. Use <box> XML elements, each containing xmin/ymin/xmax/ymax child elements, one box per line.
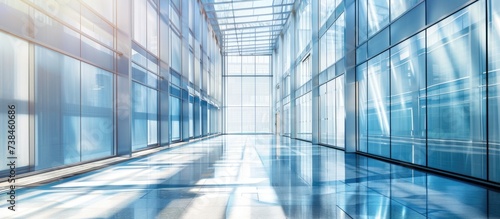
<box><xmin>132</xmin><ymin>82</ymin><xmax>148</xmax><ymax>150</ymax></box>
<box><xmin>132</xmin><ymin>63</ymin><xmax>147</xmax><ymax>84</ymax></box>
<box><xmin>426</xmin><ymin>2</ymin><xmax>486</xmax><ymax>179</ymax></box>
<box><xmin>391</xmin><ymin>0</ymin><xmax>422</xmax><ymax>20</ymax></box>
<box><xmin>170</xmin><ymin>96</ymin><xmax>181</xmax><ymax>141</ymax></box>
<box><xmin>426</xmin><ymin>0</ymin><xmax>472</xmax><ymax>25</ymax></box>
<box><xmin>357</xmin><ymin>63</ymin><xmax>368</xmax><ymax>152</ymax></box>
<box><xmin>367</xmin><ymin>0</ymin><xmax>389</xmax><ymax>37</ymax></box>
<box><xmin>0</xmin><ymin>32</ymin><xmax>30</xmax><ymax>173</ymax></box>
<box><xmin>357</xmin><ymin>43</ymin><xmax>367</xmax><ymax>64</ymax></box>
<box><xmin>391</xmin><ymin>3</ymin><xmax>425</xmax><ymax>45</ymax></box>
<box><xmin>367</xmin><ymin>51</ymin><xmax>390</xmax><ymax>157</ymax></box>
<box><xmin>368</xmin><ymin>27</ymin><xmax>389</xmax><ymax>58</ymax></box>
<box><xmin>390</xmin><ymin>33</ymin><xmax>426</xmax><ymax>165</ymax></box>
<box><xmin>81</xmin><ymin>63</ymin><xmax>114</xmax><ymax>161</ymax></box>
<box><xmin>148</xmin><ymin>88</ymin><xmax>158</xmax><ymax>145</ymax></box>
<box><xmin>35</xmin><ymin>46</ymin><xmax>81</xmax><ymax>169</ymax></box>
<box><xmin>358</xmin><ymin>0</ymin><xmax>368</xmax><ymax>44</ymax></box>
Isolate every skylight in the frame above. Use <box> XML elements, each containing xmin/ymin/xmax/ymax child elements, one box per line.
<box><xmin>201</xmin><ymin>0</ymin><xmax>294</xmax><ymax>55</ymax></box>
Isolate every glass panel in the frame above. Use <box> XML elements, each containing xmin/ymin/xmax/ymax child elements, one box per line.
<box><xmin>133</xmin><ymin>0</ymin><xmax>147</xmax><ymax>47</ymax></box>
<box><xmin>489</xmin><ymin>0</ymin><xmax>500</xmax><ymax>183</ymax></box>
<box><xmin>367</xmin><ymin>0</ymin><xmax>389</xmax><ymax>37</ymax></box>
<box><xmin>327</xmin><ymin>80</ymin><xmax>336</xmax><ymax>146</ymax></box>
<box><xmin>0</xmin><ymin>33</ymin><xmax>29</xmax><ymax>173</ymax></box>
<box><xmin>226</xmin><ymin>107</ymin><xmax>241</xmax><ymax>133</ymax></box>
<box><xmin>357</xmin><ymin>63</ymin><xmax>368</xmax><ymax>152</ymax></box>
<box><xmin>170</xmin><ymin>96</ymin><xmax>181</xmax><ymax>141</ymax></box>
<box><xmin>132</xmin><ymin>82</ymin><xmax>148</xmax><ymax>150</ymax></box>
<box><xmin>367</xmin><ymin>51</ymin><xmax>390</xmax><ymax>157</ymax></box>
<box><xmin>335</xmin><ymin>13</ymin><xmax>345</xmax><ymax>63</ymax></box>
<box><xmin>147</xmin><ymin>0</ymin><xmax>159</xmax><ymax>55</ymax></box>
<box><xmin>391</xmin><ymin>0</ymin><xmax>422</xmax><ymax>20</ymax></box>
<box><xmin>390</xmin><ymin>32</ymin><xmax>426</xmax><ymax>165</ymax></box>
<box><xmin>358</xmin><ymin>0</ymin><xmax>368</xmax><ymax>44</ymax></box>
<box><xmin>226</xmin><ymin>77</ymin><xmax>241</xmax><ymax>106</ymax></box>
<box><xmin>189</xmin><ymin>101</ymin><xmax>194</xmax><ymax>138</ymax></box>
<box><xmin>171</xmin><ymin>32</ymin><xmax>182</xmax><ymax>72</ymax></box>
<box><xmin>81</xmin><ymin>63</ymin><xmax>114</xmax><ymax>161</ymax></box>
<box><xmin>148</xmin><ymin>88</ymin><xmax>158</xmax><ymax>145</ymax></box>
<box><xmin>336</xmin><ymin>75</ymin><xmax>345</xmax><ymax>148</ymax></box>
<box><xmin>319</xmin><ymin>84</ymin><xmax>328</xmax><ymax>143</ymax></box>
<box><xmin>35</xmin><ymin>46</ymin><xmax>81</xmax><ymax>169</ymax></box>
<box><xmin>241</xmin><ymin>107</ymin><xmax>255</xmax><ymax>133</ymax></box>
<box><xmin>256</xmin><ymin>77</ymin><xmax>271</xmax><ymax>106</ymax></box>
<box><xmin>326</xmin><ymin>24</ymin><xmax>336</xmax><ymax>69</ymax></box>
<box><xmin>241</xmin><ymin>77</ymin><xmax>255</xmax><ymax>106</ymax></box>
<box><xmin>82</xmin><ymin>0</ymin><xmax>114</xmax><ymax>23</ymax></box>
<box><xmin>427</xmin><ymin>3</ymin><xmax>486</xmax><ymax>179</ymax></box>
<box><xmin>320</xmin><ymin>0</ymin><xmax>337</xmax><ymax>27</ymax></box>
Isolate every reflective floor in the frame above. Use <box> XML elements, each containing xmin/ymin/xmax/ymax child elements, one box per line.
<box><xmin>1</xmin><ymin>135</ymin><xmax>500</xmax><ymax>218</ymax></box>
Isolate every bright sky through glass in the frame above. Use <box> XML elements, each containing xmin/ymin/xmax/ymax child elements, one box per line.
<box><xmin>201</xmin><ymin>0</ymin><xmax>294</xmax><ymax>55</ymax></box>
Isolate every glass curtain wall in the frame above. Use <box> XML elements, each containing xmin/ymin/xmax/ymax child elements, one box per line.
<box><xmin>0</xmin><ymin>32</ymin><xmax>29</xmax><ymax>173</ymax></box>
<box><xmin>356</xmin><ymin>0</ymin><xmax>490</xmax><ymax>181</ymax></box>
<box><xmin>224</xmin><ymin>56</ymin><xmax>272</xmax><ymax>134</ymax></box>
<box><xmin>0</xmin><ymin>0</ymin><xmax>222</xmax><ymax>177</ymax></box>
<box><xmin>35</xmin><ymin>46</ymin><xmax>114</xmax><ymax>169</ymax></box>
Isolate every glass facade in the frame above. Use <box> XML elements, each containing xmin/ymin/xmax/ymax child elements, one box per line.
<box><xmin>223</xmin><ymin>56</ymin><xmax>272</xmax><ymax>134</ymax></box>
<box><xmin>0</xmin><ymin>0</ymin><xmax>222</xmax><ymax>177</ymax></box>
<box><xmin>272</xmin><ymin>0</ymin><xmax>500</xmax><ymax>185</ymax></box>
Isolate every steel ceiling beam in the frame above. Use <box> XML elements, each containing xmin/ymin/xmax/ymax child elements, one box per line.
<box><xmin>204</xmin><ymin>3</ymin><xmax>293</xmax><ymax>13</ymax></box>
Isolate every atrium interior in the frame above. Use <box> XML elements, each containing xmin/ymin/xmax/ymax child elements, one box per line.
<box><xmin>1</xmin><ymin>0</ymin><xmax>500</xmax><ymax>218</ymax></box>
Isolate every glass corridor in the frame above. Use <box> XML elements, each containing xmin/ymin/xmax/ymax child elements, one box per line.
<box><xmin>1</xmin><ymin>135</ymin><xmax>499</xmax><ymax>218</ymax></box>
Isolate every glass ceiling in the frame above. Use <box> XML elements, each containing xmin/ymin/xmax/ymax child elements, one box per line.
<box><xmin>201</xmin><ymin>0</ymin><xmax>294</xmax><ymax>55</ymax></box>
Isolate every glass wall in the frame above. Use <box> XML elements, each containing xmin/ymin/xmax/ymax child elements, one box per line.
<box><xmin>0</xmin><ymin>0</ymin><xmax>222</xmax><ymax>177</ymax></box>
<box><xmin>271</xmin><ymin>0</ymin><xmax>499</xmax><ymax>185</ymax></box>
<box><xmin>426</xmin><ymin>3</ymin><xmax>486</xmax><ymax>179</ymax></box>
<box><xmin>355</xmin><ymin>0</ymin><xmax>490</xmax><ymax>181</ymax></box>
<box><xmin>0</xmin><ymin>32</ymin><xmax>29</xmax><ymax>173</ymax></box>
<box><xmin>170</xmin><ymin>95</ymin><xmax>181</xmax><ymax>142</ymax></box>
<box><xmin>390</xmin><ymin>33</ymin><xmax>426</xmax><ymax>165</ymax></box>
<box><xmin>35</xmin><ymin>46</ymin><xmax>114</xmax><ymax>169</ymax></box>
<box><xmin>319</xmin><ymin>75</ymin><xmax>345</xmax><ymax>148</ymax></box>
<box><xmin>296</xmin><ymin>92</ymin><xmax>312</xmax><ymax>141</ymax></box>
<box><xmin>131</xmin><ymin>81</ymin><xmax>158</xmax><ymax>151</ymax></box>
<box><xmin>224</xmin><ymin>56</ymin><xmax>272</xmax><ymax>133</ymax></box>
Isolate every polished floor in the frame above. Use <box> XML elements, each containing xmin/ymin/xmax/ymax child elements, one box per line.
<box><xmin>1</xmin><ymin>135</ymin><xmax>500</xmax><ymax>219</ymax></box>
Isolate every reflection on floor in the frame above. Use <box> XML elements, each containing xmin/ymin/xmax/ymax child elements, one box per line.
<box><xmin>1</xmin><ymin>135</ymin><xmax>499</xmax><ymax>218</ymax></box>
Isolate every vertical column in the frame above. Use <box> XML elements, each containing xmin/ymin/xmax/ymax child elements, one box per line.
<box><xmin>311</xmin><ymin>0</ymin><xmax>320</xmax><ymax>144</ymax></box>
<box><xmin>116</xmin><ymin>0</ymin><xmax>132</xmax><ymax>156</ymax></box>
<box><xmin>289</xmin><ymin>17</ymin><xmax>297</xmax><ymax>139</ymax></box>
<box><xmin>344</xmin><ymin>0</ymin><xmax>357</xmax><ymax>153</ymax></box>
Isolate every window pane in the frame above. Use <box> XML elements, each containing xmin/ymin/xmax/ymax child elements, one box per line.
<box><xmin>336</xmin><ymin>75</ymin><xmax>345</xmax><ymax>148</ymax></box>
<box><xmin>390</xmin><ymin>33</ymin><xmax>426</xmax><ymax>165</ymax></box>
<box><xmin>133</xmin><ymin>0</ymin><xmax>147</xmax><ymax>47</ymax></box>
<box><xmin>357</xmin><ymin>63</ymin><xmax>368</xmax><ymax>152</ymax></box>
<box><xmin>368</xmin><ymin>0</ymin><xmax>389</xmax><ymax>37</ymax></box>
<box><xmin>170</xmin><ymin>96</ymin><xmax>181</xmax><ymax>141</ymax></box>
<box><xmin>427</xmin><ymin>3</ymin><xmax>486</xmax><ymax>179</ymax></box>
<box><xmin>35</xmin><ymin>46</ymin><xmax>81</xmax><ymax>169</ymax></box>
<box><xmin>132</xmin><ymin>82</ymin><xmax>148</xmax><ymax>150</ymax></box>
<box><xmin>391</xmin><ymin>0</ymin><xmax>422</xmax><ymax>20</ymax></box>
<box><xmin>0</xmin><ymin>33</ymin><xmax>29</xmax><ymax>172</ymax></box>
<box><xmin>81</xmin><ymin>63</ymin><xmax>114</xmax><ymax>161</ymax></box>
<box><xmin>367</xmin><ymin>51</ymin><xmax>390</xmax><ymax>157</ymax></box>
